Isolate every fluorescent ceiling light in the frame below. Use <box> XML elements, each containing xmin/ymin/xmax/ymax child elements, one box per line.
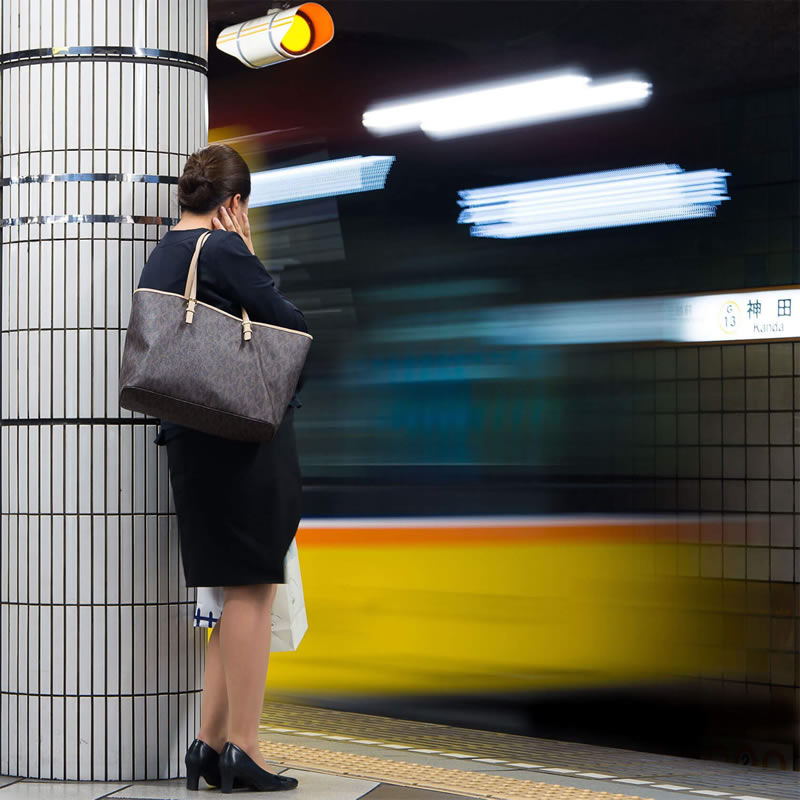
<box><xmin>249</xmin><ymin>155</ymin><xmax>395</xmax><ymax>207</ymax></box>
<box><xmin>363</xmin><ymin>73</ymin><xmax>651</xmax><ymax>139</ymax></box>
<box><xmin>458</xmin><ymin>164</ymin><xmax>730</xmax><ymax>238</ymax></box>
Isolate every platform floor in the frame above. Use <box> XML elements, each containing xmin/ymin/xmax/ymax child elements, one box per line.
<box><xmin>1</xmin><ymin>702</ymin><xmax>796</xmax><ymax>799</ymax></box>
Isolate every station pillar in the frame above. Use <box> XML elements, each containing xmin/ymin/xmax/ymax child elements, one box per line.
<box><xmin>0</xmin><ymin>0</ymin><xmax>208</xmax><ymax>779</ymax></box>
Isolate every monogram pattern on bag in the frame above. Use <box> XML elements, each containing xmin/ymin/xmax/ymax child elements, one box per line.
<box><xmin>119</xmin><ymin>290</ymin><xmax>311</xmax><ymax>442</ymax></box>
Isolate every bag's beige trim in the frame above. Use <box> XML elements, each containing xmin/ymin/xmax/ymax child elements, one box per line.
<box><xmin>133</xmin><ymin>287</ymin><xmax>314</xmax><ymax>340</ymax></box>
<box><xmin>182</xmin><ymin>230</ymin><xmax>252</xmax><ymax>340</ymax></box>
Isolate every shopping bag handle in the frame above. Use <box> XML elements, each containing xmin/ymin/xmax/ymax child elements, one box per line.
<box><xmin>183</xmin><ymin>231</ymin><xmax>253</xmax><ymax>341</ymax></box>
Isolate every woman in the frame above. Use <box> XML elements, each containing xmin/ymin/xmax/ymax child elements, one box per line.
<box><xmin>137</xmin><ymin>143</ymin><xmax>306</xmax><ymax>793</ymax></box>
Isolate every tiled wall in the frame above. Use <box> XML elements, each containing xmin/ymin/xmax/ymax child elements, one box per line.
<box><xmin>632</xmin><ymin>342</ymin><xmax>800</xmax><ymax>584</ymax></box>
<box><xmin>0</xmin><ymin>0</ymin><xmax>208</xmax><ymax>781</ymax></box>
<box><xmin>631</xmin><ymin>341</ymin><xmax>800</xmax><ymax>767</ymax></box>
<box><xmin>554</xmin><ymin>339</ymin><xmax>800</xmax><ymax>764</ymax></box>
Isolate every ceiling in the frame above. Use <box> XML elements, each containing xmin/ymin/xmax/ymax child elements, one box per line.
<box><xmin>207</xmin><ymin>0</ymin><xmax>799</xmax><ymax>91</ymax></box>
<box><xmin>204</xmin><ymin>1</ymin><xmax>798</xmax><ymax>153</ymax></box>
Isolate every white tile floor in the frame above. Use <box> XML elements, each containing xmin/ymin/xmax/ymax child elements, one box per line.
<box><xmin>0</xmin><ymin>782</ymin><xmax>137</xmax><ymax>799</ymax></box>
<box><xmin>0</xmin><ymin>769</ymin><xmax>380</xmax><ymax>800</ymax></box>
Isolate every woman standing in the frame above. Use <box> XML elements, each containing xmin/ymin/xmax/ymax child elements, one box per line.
<box><xmin>137</xmin><ymin>144</ymin><xmax>306</xmax><ymax>793</ymax></box>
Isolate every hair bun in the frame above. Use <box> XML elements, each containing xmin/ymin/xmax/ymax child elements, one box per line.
<box><xmin>177</xmin><ymin>144</ymin><xmax>252</xmax><ymax>214</ymax></box>
<box><xmin>180</xmin><ymin>169</ymin><xmax>213</xmax><ymax>192</ymax></box>
<box><xmin>178</xmin><ymin>163</ymin><xmax>217</xmax><ymax>210</ymax></box>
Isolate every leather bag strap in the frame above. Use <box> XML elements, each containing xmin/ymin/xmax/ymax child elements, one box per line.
<box><xmin>182</xmin><ymin>230</ymin><xmax>253</xmax><ymax>340</ymax></box>
<box><xmin>183</xmin><ymin>230</ymin><xmax>211</xmax><ymax>302</ymax></box>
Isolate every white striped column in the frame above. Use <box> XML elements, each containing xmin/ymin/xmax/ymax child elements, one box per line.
<box><xmin>0</xmin><ymin>0</ymin><xmax>208</xmax><ymax>780</ymax></box>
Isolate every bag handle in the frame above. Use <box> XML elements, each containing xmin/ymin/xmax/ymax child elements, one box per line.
<box><xmin>183</xmin><ymin>230</ymin><xmax>253</xmax><ymax>342</ymax></box>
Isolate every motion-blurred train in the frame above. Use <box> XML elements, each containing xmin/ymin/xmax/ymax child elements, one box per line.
<box><xmin>197</xmin><ymin>122</ymin><xmax>772</xmax><ymax>763</ymax></box>
<box><xmin>202</xmin><ymin>1</ymin><xmax>799</xmax><ymax>765</ymax></box>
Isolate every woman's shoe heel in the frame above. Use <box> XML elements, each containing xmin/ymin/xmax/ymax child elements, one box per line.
<box><xmin>185</xmin><ymin>738</ymin><xmax>222</xmax><ymax>791</ymax></box>
<box><xmin>186</xmin><ymin>766</ymin><xmax>200</xmax><ymax>791</ymax></box>
<box><xmin>220</xmin><ymin>770</ymin><xmax>235</xmax><ymax>794</ymax></box>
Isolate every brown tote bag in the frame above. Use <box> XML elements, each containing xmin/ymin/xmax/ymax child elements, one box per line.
<box><xmin>119</xmin><ymin>231</ymin><xmax>312</xmax><ymax>442</ymax></box>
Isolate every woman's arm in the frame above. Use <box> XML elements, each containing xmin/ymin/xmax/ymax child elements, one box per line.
<box><xmin>211</xmin><ymin>231</ymin><xmax>308</xmax><ymax>333</ymax></box>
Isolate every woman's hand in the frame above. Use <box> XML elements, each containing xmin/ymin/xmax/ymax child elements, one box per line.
<box><xmin>213</xmin><ymin>206</ymin><xmax>255</xmax><ymax>255</ymax></box>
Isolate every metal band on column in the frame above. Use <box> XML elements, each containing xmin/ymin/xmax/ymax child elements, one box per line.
<box><xmin>0</xmin><ymin>45</ymin><xmax>208</xmax><ymax>72</ymax></box>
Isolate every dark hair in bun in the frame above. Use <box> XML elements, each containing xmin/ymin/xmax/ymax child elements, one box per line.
<box><xmin>177</xmin><ymin>143</ymin><xmax>251</xmax><ymax>213</ymax></box>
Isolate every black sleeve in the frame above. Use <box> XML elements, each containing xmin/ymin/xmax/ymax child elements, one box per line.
<box><xmin>209</xmin><ymin>231</ymin><xmax>308</xmax><ymax>333</ymax></box>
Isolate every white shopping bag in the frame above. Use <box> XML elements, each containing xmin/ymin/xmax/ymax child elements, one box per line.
<box><xmin>193</xmin><ymin>538</ymin><xmax>308</xmax><ymax>652</ymax></box>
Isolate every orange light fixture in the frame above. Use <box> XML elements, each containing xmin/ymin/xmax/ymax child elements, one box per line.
<box><xmin>216</xmin><ymin>4</ymin><xmax>334</xmax><ymax>69</ymax></box>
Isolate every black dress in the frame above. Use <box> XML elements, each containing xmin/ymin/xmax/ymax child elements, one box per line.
<box><xmin>137</xmin><ymin>228</ymin><xmax>308</xmax><ymax>587</ymax></box>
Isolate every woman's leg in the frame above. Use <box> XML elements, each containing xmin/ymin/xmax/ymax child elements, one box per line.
<box><xmin>219</xmin><ymin>583</ymin><xmax>278</xmax><ymax>769</ymax></box>
<box><xmin>196</xmin><ymin>615</ymin><xmax>228</xmax><ymax>752</ymax></box>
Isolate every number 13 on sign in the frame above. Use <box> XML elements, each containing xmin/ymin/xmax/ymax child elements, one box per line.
<box><xmin>719</xmin><ymin>300</ymin><xmax>740</xmax><ymax>335</ymax></box>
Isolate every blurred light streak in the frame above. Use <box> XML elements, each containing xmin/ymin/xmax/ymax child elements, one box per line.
<box><xmin>351</xmin><ymin>361</ymin><xmax>515</xmax><ymax>384</ymax></box>
<box><xmin>368</xmin><ymin>300</ymin><xmax>669</xmax><ymax>345</ymax></box>
<box><xmin>361</xmin><ymin>278</ymin><xmax>515</xmax><ymax>302</ymax></box>
<box><xmin>369</xmin><ymin>285</ymin><xmax>800</xmax><ymax>346</ymax></box>
<box><xmin>363</xmin><ymin>73</ymin><xmax>651</xmax><ymax>138</ymax></box>
<box><xmin>249</xmin><ymin>155</ymin><xmax>395</xmax><ymax>207</ymax></box>
<box><xmin>458</xmin><ymin>164</ymin><xmax>730</xmax><ymax>238</ymax></box>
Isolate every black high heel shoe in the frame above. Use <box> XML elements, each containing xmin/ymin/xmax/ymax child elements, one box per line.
<box><xmin>185</xmin><ymin>738</ymin><xmax>223</xmax><ymax>790</ymax></box>
<box><xmin>219</xmin><ymin>741</ymin><xmax>299</xmax><ymax>793</ymax></box>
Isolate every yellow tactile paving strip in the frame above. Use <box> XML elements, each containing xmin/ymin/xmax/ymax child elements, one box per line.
<box><xmin>259</xmin><ymin>702</ymin><xmax>684</xmax><ymax>774</ymax></box>
<box><xmin>258</xmin><ymin>740</ymin><xmax>648</xmax><ymax>800</ymax></box>
<box><xmin>260</xmin><ymin>702</ymin><xmax>581</xmax><ymax>763</ymax></box>
<box><xmin>259</xmin><ymin>702</ymin><xmax>798</xmax><ymax>799</ymax></box>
